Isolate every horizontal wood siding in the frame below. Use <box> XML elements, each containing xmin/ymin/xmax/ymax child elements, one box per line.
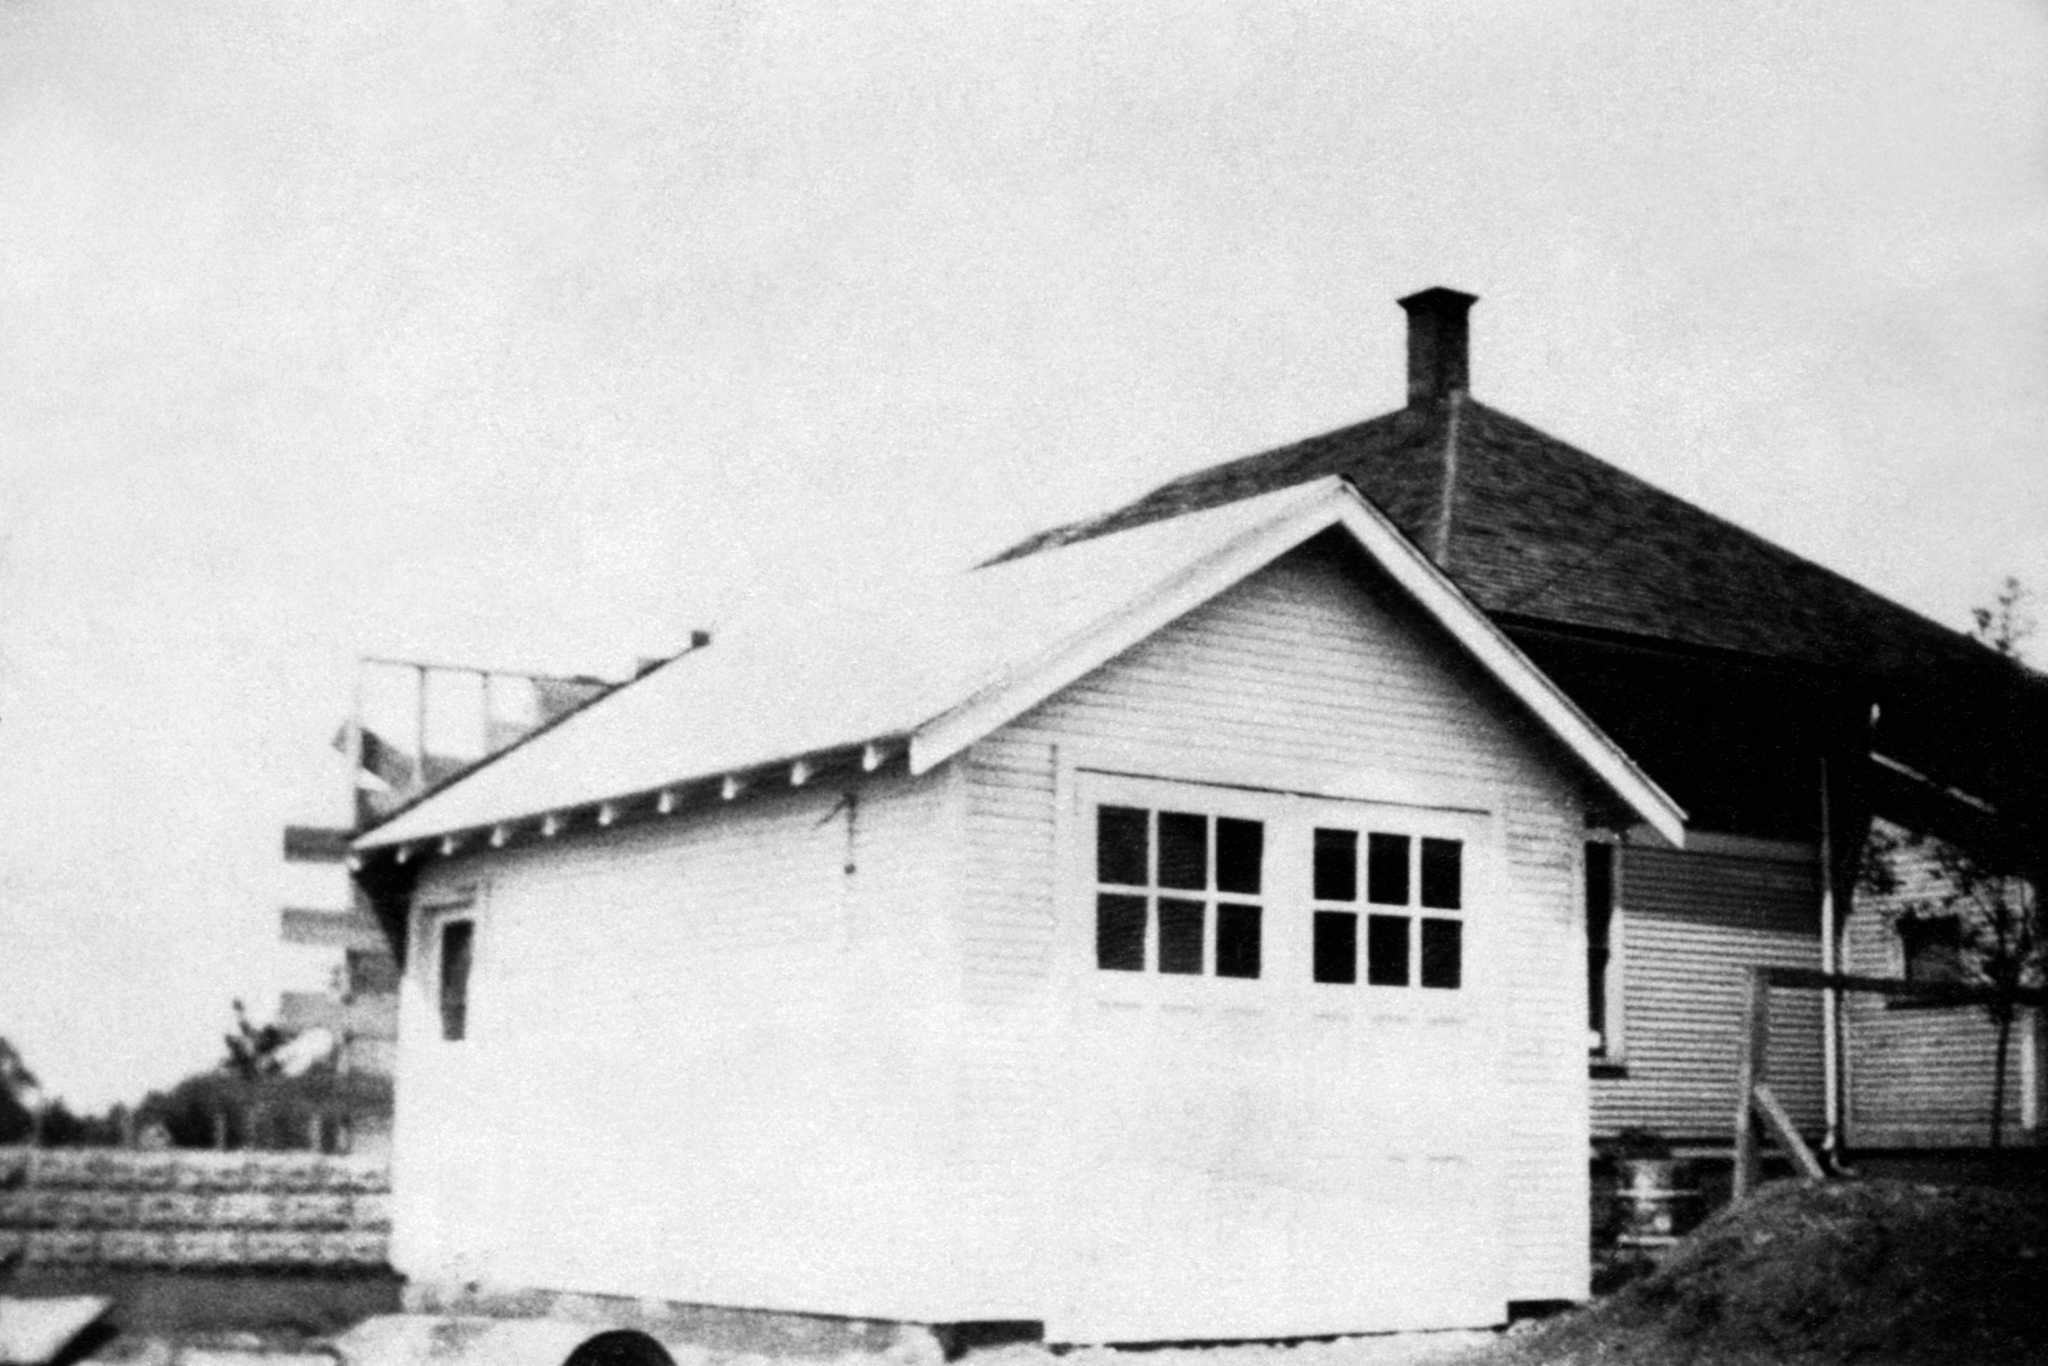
<box><xmin>1843</xmin><ymin>829</ymin><xmax>2037</xmax><ymax>1147</ymax></box>
<box><xmin>391</xmin><ymin>770</ymin><xmax>969</xmax><ymax>1321</ymax></box>
<box><xmin>1595</xmin><ymin>847</ymin><xmax>1823</xmax><ymax>1142</ymax></box>
<box><xmin>962</xmin><ymin>539</ymin><xmax>1594</xmax><ymax>1311</ymax></box>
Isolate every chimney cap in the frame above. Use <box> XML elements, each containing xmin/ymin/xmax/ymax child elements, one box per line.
<box><xmin>1396</xmin><ymin>285</ymin><xmax>1480</xmax><ymax>313</ymax></box>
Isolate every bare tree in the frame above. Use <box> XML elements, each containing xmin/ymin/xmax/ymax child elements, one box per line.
<box><xmin>0</xmin><ymin>1037</ymin><xmax>38</xmax><ymax>1142</ymax></box>
<box><xmin>1864</xmin><ymin>579</ymin><xmax>2044</xmax><ymax>1148</ymax></box>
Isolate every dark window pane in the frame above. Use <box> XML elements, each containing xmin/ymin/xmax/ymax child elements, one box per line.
<box><xmin>1216</xmin><ymin>903</ymin><xmax>1262</xmax><ymax>979</ymax></box>
<box><xmin>1421</xmin><ymin>918</ymin><xmax>1462</xmax><ymax>989</ymax></box>
<box><xmin>1096</xmin><ymin>893</ymin><xmax>1147</xmax><ymax>971</ymax></box>
<box><xmin>1366</xmin><ymin>913</ymin><xmax>1411</xmax><ymax>986</ymax></box>
<box><xmin>1314</xmin><ymin>828</ymin><xmax>1357</xmax><ymax>902</ymax></box>
<box><xmin>1901</xmin><ymin>914</ymin><xmax>1965</xmax><ymax>984</ymax></box>
<box><xmin>1420</xmin><ymin>838</ymin><xmax>1462</xmax><ymax>909</ymax></box>
<box><xmin>1216</xmin><ymin>818</ymin><xmax>1264</xmax><ymax>895</ymax></box>
<box><xmin>1158</xmin><ymin>812</ymin><xmax>1208</xmax><ymax>889</ymax></box>
<box><xmin>1586</xmin><ymin>843</ymin><xmax>1614</xmax><ymax>1040</ymax></box>
<box><xmin>439</xmin><ymin>920</ymin><xmax>474</xmax><ymax>1042</ymax></box>
<box><xmin>1158</xmin><ymin>898</ymin><xmax>1205</xmax><ymax>974</ymax></box>
<box><xmin>1368</xmin><ymin>833</ymin><xmax>1411</xmax><ymax>905</ymax></box>
<box><xmin>1313</xmin><ymin>910</ymin><xmax>1357</xmax><ymax>984</ymax></box>
<box><xmin>1097</xmin><ymin>806</ymin><xmax>1149</xmax><ymax>886</ymax></box>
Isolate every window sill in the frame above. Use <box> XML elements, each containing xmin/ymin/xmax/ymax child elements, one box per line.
<box><xmin>1589</xmin><ymin>1057</ymin><xmax>1629</xmax><ymax>1080</ymax></box>
<box><xmin>1885</xmin><ymin>994</ymin><xmax>1970</xmax><ymax>1012</ymax></box>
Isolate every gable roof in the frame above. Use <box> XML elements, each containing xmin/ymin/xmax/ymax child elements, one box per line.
<box><xmin>356</xmin><ymin>477</ymin><xmax>1686</xmax><ymax>854</ymax></box>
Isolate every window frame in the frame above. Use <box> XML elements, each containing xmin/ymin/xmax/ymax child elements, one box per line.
<box><xmin>436</xmin><ymin>916</ymin><xmax>476</xmax><ymax>1042</ymax></box>
<box><xmin>412</xmin><ymin>884</ymin><xmax>481</xmax><ymax>1046</ymax></box>
<box><xmin>1063</xmin><ymin>760</ymin><xmax>1492</xmax><ymax>1006</ymax></box>
<box><xmin>1586</xmin><ymin>839</ymin><xmax>1626</xmax><ymax>1061</ymax></box>
<box><xmin>1310</xmin><ymin>823</ymin><xmax>1470</xmax><ymax>992</ymax></box>
<box><xmin>1896</xmin><ymin>911</ymin><xmax>1968</xmax><ymax>987</ymax></box>
<box><xmin>1088</xmin><ymin>796</ymin><xmax>1272</xmax><ymax>983</ymax></box>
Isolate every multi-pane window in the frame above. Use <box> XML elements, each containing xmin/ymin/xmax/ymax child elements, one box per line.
<box><xmin>1312</xmin><ymin>827</ymin><xmax>1464</xmax><ymax>989</ymax></box>
<box><xmin>1095</xmin><ymin>805</ymin><xmax>1264</xmax><ymax>978</ymax></box>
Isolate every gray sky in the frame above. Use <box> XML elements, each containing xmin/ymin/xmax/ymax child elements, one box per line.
<box><xmin>3</xmin><ymin>0</ymin><xmax>2045</xmax><ymax>1108</ymax></box>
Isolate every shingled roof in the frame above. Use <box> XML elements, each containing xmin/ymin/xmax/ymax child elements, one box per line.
<box><xmin>1000</xmin><ymin>389</ymin><xmax>1981</xmax><ymax>688</ymax></box>
<box><xmin>995</xmin><ymin>288</ymin><xmax>2048</xmax><ymax>825</ymax></box>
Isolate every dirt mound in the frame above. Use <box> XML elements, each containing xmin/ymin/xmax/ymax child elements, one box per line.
<box><xmin>1511</xmin><ymin>1179</ymin><xmax>2048</xmax><ymax>1365</ymax></box>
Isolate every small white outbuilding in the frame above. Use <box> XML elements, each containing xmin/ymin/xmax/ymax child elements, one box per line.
<box><xmin>354</xmin><ymin>477</ymin><xmax>1684</xmax><ymax>1343</ymax></box>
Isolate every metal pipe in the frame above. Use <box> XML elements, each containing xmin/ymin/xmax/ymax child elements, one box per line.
<box><xmin>349</xmin><ymin>657</ymin><xmax>366</xmax><ymax>830</ymax></box>
<box><xmin>1819</xmin><ymin>754</ymin><xmax>1842</xmax><ymax>1154</ymax></box>
<box><xmin>415</xmin><ymin>664</ymin><xmax>430</xmax><ymax>797</ymax></box>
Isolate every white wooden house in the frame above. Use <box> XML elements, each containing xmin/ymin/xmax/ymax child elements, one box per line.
<box><xmin>352</xmin><ymin>288</ymin><xmax>2048</xmax><ymax>1345</ymax></box>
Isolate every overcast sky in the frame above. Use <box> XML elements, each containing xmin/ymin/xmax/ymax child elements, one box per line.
<box><xmin>3</xmin><ymin>0</ymin><xmax>2045</xmax><ymax>1108</ymax></box>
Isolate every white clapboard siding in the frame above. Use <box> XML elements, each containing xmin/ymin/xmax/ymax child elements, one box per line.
<box><xmin>961</xmin><ymin>538</ymin><xmax>1595</xmax><ymax>1315</ymax></box>
<box><xmin>390</xmin><ymin>770</ymin><xmax>975</xmax><ymax>1322</ymax></box>
<box><xmin>1841</xmin><ymin>832</ymin><xmax>2038</xmax><ymax>1147</ymax></box>
<box><xmin>1594</xmin><ymin>846</ymin><xmax>1824</xmax><ymax>1142</ymax></box>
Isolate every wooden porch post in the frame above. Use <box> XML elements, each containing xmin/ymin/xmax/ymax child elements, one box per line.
<box><xmin>1733</xmin><ymin>966</ymin><xmax>1770</xmax><ymax>1200</ymax></box>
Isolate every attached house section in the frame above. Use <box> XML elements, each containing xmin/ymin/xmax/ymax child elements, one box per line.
<box><xmin>1842</xmin><ymin>824</ymin><xmax>2042</xmax><ymax>1147</ymax></box>
<box><xmin>1591</xmin><ymin>841</ymin><xmax>1824</xmax><ymax>1145</ymax></box>
<box><xmin>960</xmin><ymin>533</ymin><xmax>1601</xmax><ymax>1335</ymax></box>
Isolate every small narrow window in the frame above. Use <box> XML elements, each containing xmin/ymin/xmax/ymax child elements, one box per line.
<box><xmin>1367</xmin><ymin>833</ymin><xmax>1411</xmax><ymax>906</ymax></box>
<box><xmin>1420</xmin><ymin>918</ymin><xmax>1462</xmax><ymax>988</ymax></box>
<box><xmin>438</xmin><ymin>919</ymin><xmax>475</xmax><ymax>1042</ymax></box>
<box><xmin>1366</xmin><ymin>913</ymin><xmax>1410</xmax><ymax>986</ymax></box>
<box><xmin>1096</xmin><ymin>894</ymin><xmax>1147</xmax><ymax>971</ymax></box>
<box><xmin>1900</xmin><ymin>914</ymin><xmax>1965</xmax><ymax>985</ymax></box>
<box><xmin>1420</xmin><ymin>838</ymin><xmax>1462</xmax><ymax>909</ymax></box>
<box><xmin>1314</xmin><ymin>910</ymin><xmax>1358</xmax><ymax>984</ymax></box>
<box><xmin>1216</xmin><ymin>903</ymin><xmax>1262</xmax><ymax>979</ymax></box>
<box><xmin>1314</xmin><ymin>828</ymin><xmax>1358</xmax><ymax>902</ymax></box>
<box><xmin>1586</xmin><ymin>843</ymin><xmax>1615</xmax><ymax>1049</ymax></box>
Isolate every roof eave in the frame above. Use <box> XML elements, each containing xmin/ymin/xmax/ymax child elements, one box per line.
<box><xmin>350</xmin><ymin>735</ymin><xmax>912</xmax><ymax>862</ymax></box>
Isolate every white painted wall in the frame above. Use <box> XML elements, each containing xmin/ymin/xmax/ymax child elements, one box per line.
<box><xmin>957</xmin><ymin>536</ymin><xmax>1598</xmax><ymax>1323</ymax></box>
<box><xmin>390</xmin><ymin>770</ymin><xmax>975</xmax><ymax>1322</ymax></box>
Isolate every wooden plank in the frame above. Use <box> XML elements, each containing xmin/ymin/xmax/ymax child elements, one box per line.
<box><xmin>1759</xmin><ymin>966</ymin><xmax>2048</xmax><ymax>1010</ymax></box>
<box><xmin>278</xmin><ymin>908</ymin><xmax>385</xmax><ymax>950</ymax></box>
<box><xmin>282</xmin><ymin>826</ymin><xmax>352</xmax><ymax>863</ymax></box>
<box><xmin>1753</xmin><ymin>1082</ymin><xmax>1827</xmax><ymax>1180</ymax></box>
<box><xmin>1733</xmin><ymin>966</ymin><xmax>1769</xmax><ymax>1199</ymax></box>
<box><xmin>278</xmin><ymin>993</ymin><xmax>396</xmax><ymax>1040</ymax></box>
<box><xmin>278</xmin><ymin>992</ymin><xmax>341</xmax><ymax>1031</ymax></box>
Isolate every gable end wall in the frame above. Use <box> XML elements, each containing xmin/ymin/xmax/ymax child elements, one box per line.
<box><xmin>959</xmin><ymin>538</ymin><xmax>1597</xmax><ymax>1309</ymax></box>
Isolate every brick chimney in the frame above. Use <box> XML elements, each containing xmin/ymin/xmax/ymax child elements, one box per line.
<box><xmin>1397</xmin><ymin>287</ymin><xmax>1478</xmax><ymax>406</ymax></box>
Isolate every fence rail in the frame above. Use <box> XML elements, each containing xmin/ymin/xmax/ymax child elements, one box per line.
<box><xmin>1732</xmin><ymin>967</ymin><xmax>2048</xmax><ymax>1198</ymax></box>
